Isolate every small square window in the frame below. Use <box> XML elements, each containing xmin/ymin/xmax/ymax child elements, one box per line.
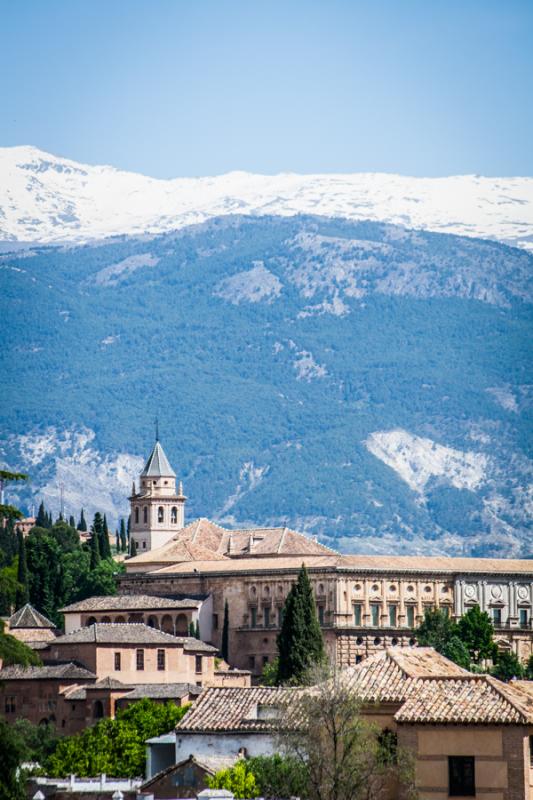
<box><xmin>448</xmin><ymin>756</ymin><xmax>475</xmax><ymax>796</ymax></box>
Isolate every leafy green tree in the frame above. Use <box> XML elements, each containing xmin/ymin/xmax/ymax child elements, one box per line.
<box><xmin>0</xmin><ymin>620</ymin><xmax>42</xmax><ymax>666</ymax></box>
<box><xmin>49</xmin><ymin>520</ymin><xmax>80</xmax><ymax>553</ymax></box>
<box><xmin>208</xmin><ymin>760</ymin><xmax>259</xmax><ymax>799</ymax></box>
<box><xmin>221</xmin><ymin>599</ymin><xmax>230</xmax><ymax>661</ymax></box>
<box><xmin>416</xmin><ymin>608</ymin><xmax>470</xmax><ymax>669</ymax></box>
<box><xmin>0</xmin><ymin>718</ymin><xmax>26</xmax><ymax>800</ymax></box>
<box><xmin>0</xmin><ymin>471</ymin><xmax>27</xmax><ymax>527</ymax></box>
<box><xmin>525</xmin><ymin>654</ymin><xmax>533</xmax><ymax>680</ymax></box>
<box><xmin>119</xmin><ymin>518</ymin><xmax>127</xmax><ymax>552</ymax></box>
<box><xmin>11</xmin><ymin>718</ymin><xmax>59</xmax><ymax>766</ymax></box>
<box><xmin>457</xmin><ymin>605</ymin><xmax>496</xmax><ymax>664</ymax></box>
<box><xmin>14</xmin><ymin>530</ymin><xmax>29</xmax><ymax>609</ymax></box>
<box><xmin>77</xmin><ymin>508</ymin><xmax>87</xmax><ymax>532</ymax></box>
<box><xmin>46</xmin><ymin>699</ymin><xmax>189</xmax><ymax>778</ymax></box>
<box><xmin>491</xmin><ymin>651</ymin><xmax>524</xmax><ymax>682</ymax></box>
<box><xmin>277</xmin><ymin>564</ymin><xmax>324</xmax><ymax>684</ymax></box>
<box><xmin>260</xmin><ymin>657</ymin><xmax>280</xmax><ymax>686</ymax></box>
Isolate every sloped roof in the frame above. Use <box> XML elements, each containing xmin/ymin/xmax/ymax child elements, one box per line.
<box><xmin>52</xmin><ymin>623</ymin><xmax>216</xmax><ymax>651</ymax></box>
<box><xmin>60</xmin><ymin>594</ymin><xmax>200</xmax><ymax>613</ymax></box>
<box><xmin>395</xmin><ymin>675</ymin><xmax>533</xmax><ymax>724</ymax></box>
<box><xmin>341</xmin><ymin>647</ymin><xmax>468</xmax><ymax>704</ymax></box>
<box><xmin>61</xmin><ymin>676</ymin><xmax>132</xmax><ymax>699</ymax></box>
<box><xmin>141</xmin><ymin>441</ymin><xmax>176</xmax><ymax>477</ymax></box>
<box><xmin>141</xmin><ymin>754</ymin><xmax>239</xmax><ymax>791</ymax></box>
<box><xmin>177</xmin><ymin>686</ymin><xmax>292</xmax><ymax>732</ymax></box>
<box><xmin>8</xmin><ymin>603</ymin><xmax>55</xmax><ymax>629</ymax></box>
<box><xmin>122</xmin><ymin>682</ymin><xmax>202</xmax><ymax>700</ymax></box>
<box><xmin>0</xmin><ymin>662</ymin><xmax>96</xmax><ymax>681</ymax></box>
<box><xmin>339</xmin><ymin>554</ymin><xmax>533</xmax><ymax>575</ymax></box>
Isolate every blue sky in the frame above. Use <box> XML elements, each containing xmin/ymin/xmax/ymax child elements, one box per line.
<box><xmin>1</xmin><ymin>0</ymin><xmax>532</xmax><ymax>177</ymax></box>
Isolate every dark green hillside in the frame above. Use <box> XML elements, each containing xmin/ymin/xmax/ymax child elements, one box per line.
<box><xmin>0</xmin><ymin>216</ymin><xmax>531</xmax><ymax>556</ymax></box>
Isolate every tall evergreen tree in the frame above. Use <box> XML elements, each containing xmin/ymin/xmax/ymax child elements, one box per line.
<box><xmin>276</xmin><ymin>564</ymin><xmax>324</xmax><ymax>685</ymax></box>
<box><xmin>89</xmin><ymin>521</ymin><xmax>101</xmax><ymax>570</ymax></box>
<box><xmin>194</xmin><ymin>620</ymin><xmax>200</xmax><ymax>639</ymax></box>
<box><xmin>36</xmin><ymin>501</ymin><xmax>48</xmax><ymax>528</ymax></box>
<box><xmin>188</xmin><ymin>621</ymin><xmax>195</xmax><ymax>637</ymax></box>
<box><xmin>130</xmin><ymin>537</ymin><xmax>137</xmax><ymax>558</ymax></box>
<box><xmin>115</xmin><ymin>529</ymin><xmax>120</xmax><ymax>552</ymax></box>
<box><xmin>15</xmin><ymin>530</ymin><xmax>29</xmax><ymax>609</ymax></box>
<box><xmin>221</xmin><ymin>600</ymin><xmax>230</xmax><ymax>662</ymax></box>
<box><xmin>100</xmin><ymin>513</ymin><xmax>111</xmax><ymax>559</ymax></box>
<box><xmin>77</xmin><ymin>509</ymin><xmax>87</xmax><ymax>532</ymax></box>
<box><xmin>46</xmin><ymin>511</ymin><xmax>53</xmax><ymax>528</ymax></box>
<box><xmin>119</xmin><ymin>518</ymin><xmax>127</xmax><ymax>552</ymax></box>
<box><xmin>69</xmin><ymin>515</ymin><xmax>76</xmax><ymax>529</ymax></box>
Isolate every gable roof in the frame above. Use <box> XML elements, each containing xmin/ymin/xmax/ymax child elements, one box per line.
<box><xmin>60</xmin><ymin>594</ymin><xmax>201</xmax><ymax>613</ymax></box>
<box><xmin>176</xmin><ymin>686</ymin><xmax>292</xmax><ymax>732</ymax></box>
<box><xmin>8</xmin><ymin>603</ymin><xmax>55</xmax><ymax>630</ymax></box>
<box><xmin>141</xmin><ymin>441</ymin><xmax>176</xmax><ymax>478</ymax></box>
<box><xmin>0</xmin><ymin>662</ymin><xmax>96</xmax><ymax>681</ymax></box>
<box><xmin>141</xmin><ymin>754</ymin><xmax>239</xmax><ymax>791</ymax></box>
<box><xmin>52</xmin><ymin>623</ymin><xmax>216</xmax><ymax>651</ymax></box>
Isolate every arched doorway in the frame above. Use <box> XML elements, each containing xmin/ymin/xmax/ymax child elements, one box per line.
<box><xmin>175</xmin><ymin>613</ymin><xmax>188</xmax><ymax>635</ymax></box>
<box><xmin>161</xmin><ymin>614</ymin><xmax>174</xmax><ymax>634</ymax></box>
<box><xmin>93</xmin><ymin>700</ymin><xmax>104</xmax><ymax>719</ymax></box>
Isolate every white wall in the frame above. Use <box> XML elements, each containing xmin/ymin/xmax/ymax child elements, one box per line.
<box><xmin>64</xmin><ymin>612</ymin><xmax>81</xmax><ymax>634</ymax></box>
<box><xmin>175</xmin><ymin>731</ymin><xmax>276</xmax><ymax>762</ymax></box>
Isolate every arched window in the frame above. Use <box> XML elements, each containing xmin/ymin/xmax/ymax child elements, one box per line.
<box><xmin>135</xmin><ymin>507</ymin><xmax>139</xmax><ymax>524</ymax></box>
<box><xmin>143</xmin><ymin>506</ymin><xmax>148</xmax><ymax>523</ymax></box>
<box><xmin>86</xmin><ymin>616</ymin><xmax>97</xmax><ymax>627</ymax></box>
<box><xmin>171</xmin><ymin>507</ymin><xmax>177</xmax><ymax>524</ymax></box>
<box><xmin>93</xmin><ymin>700</ymin><xmax>104</xmax><ymax>719</ymax></box>
<box><xmin>158</xmin><ymin>506</ymin><xmax>164</xmax><ymax>523</ymax></box>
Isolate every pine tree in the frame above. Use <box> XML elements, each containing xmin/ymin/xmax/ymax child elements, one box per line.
<box><xmin>69</xmin><ymin>515</ymin><xmax>76</xmax><ymax>529</ymax></box>
<box><xmin>194</xmin><ymin>620</ymin><xmax>200</xmax><ymax>639</ymax></box>
<box><xmin>15</xmin><ymin>529</ymin><xmax>29</xmax><ymax>609</ymax></box>
<box><xmin>36</xmin><ymin>501</ymin><xmax>47</xmax><ymax>528</ymax></box>
<box><xmin>221</xmin><ymin>599</ymin><xmax>230</xmax><ymax>662</ymax></box>
<box><xmin>77</xmin><ymin>509</ymin><xmax>87</xmax><ymax>532</ymax></box>
<box><xmin>276</xmin><ymin>564</ymin><xmax>324</xmax><ymax>685</ymax></box>
<box><xmin>115</xmin><ymin>529</ymin><xmax>120</xmax><ymax>552</ymax></box>
<box><xmin>119</xmin><ymin>518</ymin><xmax>127</xmax><ymax>552</ymax></box>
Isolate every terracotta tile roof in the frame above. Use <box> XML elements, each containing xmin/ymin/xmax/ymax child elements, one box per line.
<box><xmin>339</xmin><ymin>554</ymin><xmax>533</xmax><ymax>575</ymax></box>
<box><xmin>340</xmin><ymin>647</ymin><xmax>468</xmax><ymax>704</ymax></box>
<box><xmin>60</xmin><ymin>594</ymin><xmax>200</xmax><ymax>613</ymax></box>
<box><xmin>151</xmin><ymin>555</ymin><xmax>338</xmax><ymax>575</ymax></box>
<box><xmin>395</xmin><ymin>675</ymin><xmax>533</xmax><ymax>725</ymax></box>
<box><xmin>177</xmin><ymin>686</ymin><xmax>293</xmax><ymax>732</ymax></box>
<box><xmin>0</xmin><ymin>662</ymin><xmax>96</xmax><ymax>681</ymax></box>
<box><xmin>8</xmin><ymin>603</ymin><xmax>55</xmax><ymax>629</ymax></box>
<box><xmin>52</xmin><ymin>623</ymin><xmax>216</xmax><ymax>651</ymax></box>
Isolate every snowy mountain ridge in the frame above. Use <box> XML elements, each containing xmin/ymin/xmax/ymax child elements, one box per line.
<box><xmin>2</xmin><ymin>145</ymin><xmax>533</xmax><ymax>249</ymax></box>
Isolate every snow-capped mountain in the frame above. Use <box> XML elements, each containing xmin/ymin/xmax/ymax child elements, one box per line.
<box><xmin>1</xmin><ymin>145</ymin><xmax>533</xmax><ymax>249</ymax></box>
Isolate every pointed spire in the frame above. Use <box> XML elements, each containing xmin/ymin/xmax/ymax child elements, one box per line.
<box><xmin>141</xmin><ymin>440</ymin><xmax>176</xmax><ymax>477</ymax></box>
<box><xmin>131</xmin><ymin>480</ymin><xmax>136</xmax><ymax>496</ymax></box>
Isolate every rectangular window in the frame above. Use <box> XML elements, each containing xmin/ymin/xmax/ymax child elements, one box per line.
<box><xmin>370</xmin><ymin>604</ymin><xmax>380</xmax><ymax>627</ymax></box>
<box><xmin>212</xmin><ymin>613</ymin><xmax>219</xmax><ymax>630</ymax></box>
<box><xmin>388</xmin><ymin>605</ymin><xmax>397</xmax><ymax>627</ymax></box>
<box><xmin>318</xmin><ymin>605</ymin><xmax>325</xmax><ymax>625</ymax></box>
<box><xmin>157</xmin><ymin>649</ymin><xmax>165</xmax><ymax>671</ymax></box>
<box><xmin>406</xmin><ymin>606</ymin><xmax>415</xmax><ymax>628</ymax></box>
<box><xmin>529</xmin><ymin>735</ymin><xmax>533</xmax><ymax>768</ymax></box>
<box><xmin>249</xmin><ymin>655</ymin><xmax>256</xmax><ymax>671</ymax></box>
<box><xmin>263</xmin><ymin>655</ymin><xmax>269</xmax><ymax>666</ymax></box>
<box><xmin>353</xmin><ymin>604</ymin><xmax>362</xmax><ymax>626</ymax></box>
<box><xmin>277</xmin><ymin>607</ymin><xmax>284</xmax><ymax>628</ymax></box>
<box><xmin>520</xmin><ymin>608</ymin><xmax>528</xmax><ymax>627</ymax></box>
<box><xmin>195</xmin><ymin>655</ymin><xmax>202</xmax><ymax>674</ymax></box>
<box><xmin>136</xmin><ymin>649</ymin><xmax>144</xmax><ymax>670</ymax></box>
<box><xmin>250</xmin><ymin>607</ymin><xmax>257</xmax><ymax>627</ymax></box>
<box><xmin>448</xmin><ymin>756</ymin><xmax>475</xmax><ymax>796</ymax></box>
<box><xmin>264</xmin><ymin>607</ymin><xmax>270</xmax><ymax>627</ymax></box>
<box><xmin>492</xmin><ymin>608</ymin><xmax>502</xmax><ymax>625</ymax></box>
<box><xmin>114</xmin><ymin>652</ymin><xmax>121</xmax><ymax>671</ymax></box>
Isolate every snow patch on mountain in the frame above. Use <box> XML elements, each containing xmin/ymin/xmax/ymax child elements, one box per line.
<box><xmin>93</xmin><ymin>253</ymin><xmax>160</xmax><ymax>287</ymax></box>
<box><xmin>216</xmin><ymin>461</ymin><xmax>269</xmax><ymax>520</ymax></box>
<box><xmin>365</xmin><ymin>429</ymin><xmax>488</xmax><ymax>494</ymax></box>
<box><xmin>2</xmin><ymin>146</ymin><xmax>533</xmax><ymax>249</ymax></box>
<box><xmin>4</xmin><ymin>427</ymin><xmax>143</xmax><ymax>522</ymax></box>
<box><xmin>215</xmin><ymin>262</ymin><xmax>282</xmax><ymax>304</ymax></box>
<box><xmin>293</xmin><ymin>351</ymin><xmax>327</xmax><ymax>381</ymax></box>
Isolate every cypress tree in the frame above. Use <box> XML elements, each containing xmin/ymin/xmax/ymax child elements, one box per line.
<box><xmin>194</xmin><ymin>620</ymin><xmax>200</xmax><ymax>639</ymax></box>
<box><xmin>115</xmin><ymin>529</ymin><xmax>120</xmax><ymax>552</ymax></box>
<box><xmin>221</xmin><ymin>600</ymin><xmax>230</xmax><ymax>662</ymax></box>
<box><xmin>100</xmin><ymin>514</ymin><xmax>111</xmax><ymax>559</ymax></box>
<box><xmin>15</xmin><ymin>530</ymin><xmax>29</xmax><ymax>609</ymax></box>
<box><xmin>69</xmin><ymin>515</ymin><xmax>76</xmax><ymax>529</ymax></box>
<box><xmin>188</xmin><ymin>621</ymin><xmax>195</xmax><ymax>637</ymax></box>
<box><xmin>36</xmin><ymin>501</ymin><xmax>47</xmax><ymax>528</ymax></box>
<box><xmin>89</xmin><ymin>522</ymin><xmax>101</xmax><ymax>570</ymax></box>
<box><xmin>119</xmin><ymin>518</ymin><xmax>127</xmax><ymax>552</ymax></box>
<box><xmin>130</xmin><ymin>537</ymin><xmax>137</xmax><ymax>557</ymax></box>
<box><xmin>276</xmin><ymin>564</ymin><xmax>324</xmax><ymax>685</ymax></box>
<box><xmin>46</xmin><ymin>511</ymin><xmax>52</xmax><ymax>528</ymax></box>
<box><xmin>77</xmin><ymin>509</ymin><xmax>87</xmax><ymax>532</ymax></box>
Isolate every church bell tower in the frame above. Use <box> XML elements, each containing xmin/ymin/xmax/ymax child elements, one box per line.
<box><xmin>129</xmin><ymin>438</ymin><xmax>186</xmax><ymax>552</ymax></box>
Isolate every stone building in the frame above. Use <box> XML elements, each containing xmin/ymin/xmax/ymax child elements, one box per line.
<box><xmin>6</xmin><ymin>602</ymin><xmax>57</xmax><ymax>646</ymax></box>
<box><xmin>129</xmin><ymin>439</ymin><xmax>187</xmax><ymax>552</ymax></box>
<box><xmin>147</xmin><ymin>647</ymin><xmax>533</xmax><ymax>800</ymax></box>
<box><xmin>121</xmin><ymin>517</ymin><xmax>533</xmax><ymax>674</ymax></box>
